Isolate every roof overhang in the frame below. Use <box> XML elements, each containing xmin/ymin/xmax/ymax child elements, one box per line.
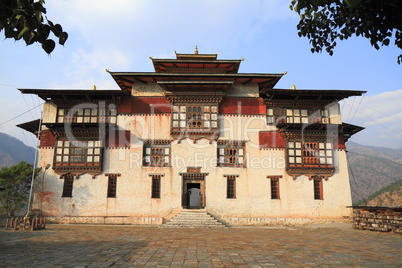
<box><xmin>261</xmin><ymin>88</ymin><xmax>366</xmax><ymax>101</ymax></box>
<box><xmin>18</xmin><ymin>89</ymin><xmax>130</xmax><ymax>101</ymax></box>
<box><xmin>341</xmin><ymin>123</ymin><xmax>365</xmax><ymax>141</ymax></box>
<box><xmin>157</xmin><ymin>81</ymin><xmax>233</xmax><ymax>91</ymax></box>
<box><xmin>151</xmin><ymin>59</ymin><xmax>241</xmax><ymax>73</ymax></box>
<box><xmin>17</xmin><ymin>119</ymin><xmax>40</xmax><ymax>135</ymax></box>
<box><xmin>109</xmin><ymin>72</ymin><xmax>284</xmax><ymax>92</ymax></box>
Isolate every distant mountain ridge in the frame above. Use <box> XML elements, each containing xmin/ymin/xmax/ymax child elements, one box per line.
<box><xmin>0</xmin><ymin>132</ymin><xmax>36</xmax><ymax>168</ymax></box>
<box><xmin>347</xmin><ymin>141</ymin><xmax>402</xmax><ymax>206</ymax></box>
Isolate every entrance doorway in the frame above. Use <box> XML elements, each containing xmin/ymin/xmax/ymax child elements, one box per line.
<box><xmin>187</xmin><ymin>183</ymin><xmax>201</xmax><ymax>208</ymax></box>
<box><xmin>182</xmin><ymin>179</ymin><xmax>205</xmax><ymax>209</ymax></box>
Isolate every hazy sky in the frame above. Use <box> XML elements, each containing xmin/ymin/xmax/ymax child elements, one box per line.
<box><xmin>0</xmin><ymin>0</ymin><xmax>401</xmax><ymax>148</ymax></box>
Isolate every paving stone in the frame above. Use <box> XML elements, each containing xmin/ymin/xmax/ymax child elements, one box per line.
<box><xmin>0</xmin><ymin>224</ymin><xmax>401</xmax><ymax>267</ymax></box>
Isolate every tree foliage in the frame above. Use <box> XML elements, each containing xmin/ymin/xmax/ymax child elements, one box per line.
<box><xmin>0</xmin><ymin>0</ymin><xmax>68</xmax><ymax>54</ymax></box>
<box><xmin>0</xmin><ymin>161</ymin><xmax>39</xmax><ymax>216</ymax></box>
<box><xmin>290</xmin><ymin>0</ymin><xmax>402</xmax><ymax>63</ymax></box>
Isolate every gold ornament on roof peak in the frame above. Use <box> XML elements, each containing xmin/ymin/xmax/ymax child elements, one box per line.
<box><xmin>194</xmin><ymin>45</ymin><xmax>198</xmax><ymax>54</ymax></box>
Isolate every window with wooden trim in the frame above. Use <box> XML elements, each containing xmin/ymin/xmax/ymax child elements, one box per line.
<box><xmin>267</xmin><ymin>107</ymin><xmax>286</xmax><ymax>124</ymax></box>
<box><xmin>107</xmin><ymin>174</ymin><xmax>117</xmax><ymax>198</ymax></box>
<box><xmin>57</xmin><ymin>107</ymin><xmax>117</xmax><ymax>124</ymax></box>
<box><xmin>287</xmin><ymin>141</ymin><xmax>333</xmax><ymax>168</ymax></box>
<box><xmin>313</xmin><ymin>176</ymin><xmax>324</xmax><ymax>200</ymax></box>
<box><xmin>267</xmin><ymin>107</ymin><xmax>330</xmax><ymax>125</ymax></box>
<box><xmin>226</xmin><ymin>176</ymin><xmax>236</xmax><ymax>199</ymax></box>
<box><xmin>171</xmin><ymin>104</ymin><xmax>218</xmax><ymax>131</ymax></box>
<box><xmin>54</xmin><ymin>140</ymin><xmax>102</xmax><ymax>168</ymax></box>
<box><xmin>270</xmin><ymin>178</ymin><xmax>280</xmax><ymax>199</ymax></box>
<box><xmin>62</xmin><ymin>174</ymin><xmax>74</xmax><ymax>197</ymax></box>
<box><xmin>151</xmin><ymin>175</ymin><xmax>161</xmax><ymax>198</ymax></box>
<box><xmin>286</xmin><ymin>108</ymin><xmax>309</xmax><ymax>123</ymax></box>
<box><xmin>143</xmin><ymin>144</ymin><xmax>170</xmax><ymax>167</ymax></box>
<box><xmin>217</xmin><ymin>144</ymin><xmax>245</xmax><ymax>167</ymax></box>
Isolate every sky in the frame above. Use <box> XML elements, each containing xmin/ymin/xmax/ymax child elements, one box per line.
<box><xmin>0</xmin><ymin>0</ymin><xmax>401</xmax><ymax>149</ymax></box>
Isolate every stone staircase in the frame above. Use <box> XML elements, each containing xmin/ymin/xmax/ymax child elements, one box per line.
<box><xmin>161</xmin><ymin>209</ymin><xmax>227</xmax><ymax>228</ymax></box>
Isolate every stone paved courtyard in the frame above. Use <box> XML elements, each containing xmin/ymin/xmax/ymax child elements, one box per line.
<box><xmin>0</xmin><ymin>224</ymin><xmax>401</xmax><ymax>267</ymax></box>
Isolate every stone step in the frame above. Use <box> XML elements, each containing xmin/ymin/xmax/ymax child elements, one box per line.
<box><xmin>161</xmin><ymin>209</ymin><xmax>227</xmax><ymax>229</ymax></box>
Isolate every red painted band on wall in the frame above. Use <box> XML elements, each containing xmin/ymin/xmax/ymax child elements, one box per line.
<box><xmin>259</xmin><ymin>131</ymin><xmax>285</xmax><ymax>148</ymax></box>
<box><xmin>118</xmin><ymin>97</ymin><xmax>172</xmax><ymax>114</ymax></box>
<box><xmin>220</xmin><ymin>98</ymin><xmax>266</xmax><ymax>115</ymax></box>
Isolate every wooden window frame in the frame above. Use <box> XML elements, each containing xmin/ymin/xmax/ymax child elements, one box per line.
<box><xmin>287</xmin><ymin>141</ymin><xmax>333</xmax><ymax>169</ymax></box>
<box><xmin>217</xmin><ymin>144</ymin><xmax>245</xmax><ymax>167</ymax></box>
<box><xmin>270</xmin><ymin>178</ymin><xmax>280</xmax><ymax>199</ymax></box>
<box><xmin>226</xmin><ymin>175</ymin><xmax>237</xmax><ymax>199</ymax></box>
<box><xmin>61</xmin><ymin>174</ymin><xmax>74</xmax><ymax>197</ymax></box>
<box><xmin>171</xmin><ymin>104</ymin><xmax>218</xmax><ymax>132</ymax></box>
<box><xmin>57</xmin><ymin>107</ymin><xmax>117</xmax><ymax>124</ymax></box>
<box><xmin>54</xmin><ymin>140</ymin><xmax>102</xmax><ymax>168</ymax></box>
<box><xmin>143</xmin><ymin>144</ymin><xmax>170</xmax><ymax>167</ymax></box>
<box><xmin>107</xmin><ymin>174</ymin><xmax>118</xmax><ymax>198</ymax></box>
<box><xmin>151</xmin><ymin>175</ymin><xmax>162</xmax><ymax>199</ymax></box>
<box><xmin>313</xmin><ymin>176</ymin><xmax>324</xmax><ymax>200</ymax></box>
<box><xmin>266</xmin><ymin>107</ymin><xmax>330</xmax><ymax>125</ymax></box>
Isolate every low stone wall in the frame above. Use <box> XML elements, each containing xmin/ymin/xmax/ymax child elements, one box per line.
<box><xmin>45</xmin><ymin>216</ymin><xmax>163</xmax><ymax>225</ymax></box>
<box><xmin>351</xmin><ymin>206</ymin><xmax>402</xmax><ymax>233</ymax></box>
<box><xmin>225</xmin><ymin>216</ymin><xmax>349</xmax><ymax>226</ymax></box>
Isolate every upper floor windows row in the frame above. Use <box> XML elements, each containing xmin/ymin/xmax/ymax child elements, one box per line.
<box><xmin>57</xmin><ymin>108</ymin><xmax>117</xmax><ymax>124</ymax></box>
<box><xmin>267</xmin><ymin>108</ymin><xmax>330</xmax><ymax>125</ymax></box>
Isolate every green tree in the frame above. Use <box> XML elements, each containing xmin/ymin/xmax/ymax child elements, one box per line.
<box><xmin>0</xmin><ymin>0</ymin><xmax>68</xmax><ymax>54</ymax></box>
<box><xmin>0</xmin><ymin>161</ymin><xmax>38</xmax><ymax>216</ymax></box>
<box><xmin>290</xmin><ymin>0</ymin><xmax>402</xmax><ymax>63</ymax></box>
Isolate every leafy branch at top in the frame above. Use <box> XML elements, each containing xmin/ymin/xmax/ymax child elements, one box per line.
<box><xmin>290</xmin><ymin>0</ymin><xmax>402</xmax><ymax>64</ymax></box>
<box><xmin>0</xmin><ymin>0</ymin><xmax>68</xmax><ymax>54</ymax></box>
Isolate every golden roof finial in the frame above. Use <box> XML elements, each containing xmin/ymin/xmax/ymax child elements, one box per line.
<box><xmin>194</xmin><ymin>45</ymin><xmax>198</xmax><ymax>55</ymax></box>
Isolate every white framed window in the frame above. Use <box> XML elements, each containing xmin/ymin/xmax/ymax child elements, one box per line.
<box><xmin>171</xmin><ymin>104</ymin><xmax>218</xmax><ymax>131</ymax></box>
<box><xmin>287</xmin><ymin>141</ymin><xmax>333</xmax><ymax>168</ymax></box>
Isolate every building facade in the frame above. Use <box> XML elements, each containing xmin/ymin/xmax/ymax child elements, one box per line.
<box><xmin>19</xmin><ymin>50</ymin><xmax>365</xmax><ymax>225</ymax></box>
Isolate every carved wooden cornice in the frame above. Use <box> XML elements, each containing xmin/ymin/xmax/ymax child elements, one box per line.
<box><xmin>51</xmin><ymin>128</ymin><xmax>104</xmax><ymax>138</ymax></box>
<box><xmin>165</xmin><ymin>92</ymin><xmax>224</xmax><ymax>104</ymax></box>
<box><xmin>279</xmin><ymin>129</ymin><xmax>339</xmax><ymax>141</ymax></box>
<box><xmin>54</xmin><ymin>100</ymin><xmax>120</xmax><ymax>107</ymax></box>
<box><xmin>142</xmin><ymin>139</ymin><xmax>173</xmax><ymax>145</ymax></box>
<box><xmin>179</xmin><ymin>172</ymin><xmax>209</xmax><ymax>179</ymax></box>
<box><xmin>266</xmin><ymin>175</ymin><xmax>283</xmax><ymax>179</ymax></box>
<box><xmin>57</xmin><ymin>170</ymin><xmax>102</xmax><ymax>179</ymax></box>
<box><xmin>286</xmin><ymin>168</ymin><xmax>334</xmax><ymax>180</ymax></box>
<box><xmin>217</xmin><ymin>140</ymin><xmax>247</xmax><ymax>146</ymax></box>
<box><xmin>264</xmin><ymin>99</ymin><xmax>334</xmax><ymax>108</ymax></box>
<box><xmin>171</xmin><ymin>130</ymin><xmax>220</xmax><ymax>142</ymax></box>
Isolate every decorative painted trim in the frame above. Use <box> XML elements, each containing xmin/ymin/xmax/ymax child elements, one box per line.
<box><xmin>223</xmin><ymin>174</ymin><xmax>239</xmax><ymax>177</ymax></box>
<box><xmin>222</xmin><ymin>114</ymin><xmax>265</xmax><ymax>117</ymax></box>
<box><xmin>38</xmin><ymin>146</ymin><xmax>55</xmax><ymax>149</ymax></box>
<box><xmin>165</xmin><ymin>93</ymin><xmax>224</xmax><ymax>104</ymax></box>
<box><xmin>266</xmin><ymin>175</ymin><xmax>283</xmax><ymax>179</ymax></box>
<box><xmin>105</xmin><ymin>173</ymin><xmax>121</xmax><ymax>177</ymax></box>
<box><xmin>217</xmin><ymin>140</ymin><xmax>247</xmax><ymax>146</ymax></box>
<box><xmin>179</xmin><ymin>172</ymin><xmax>209</xmax><ymax>179</ymax></box>
<box><xmin>148</xmin><ymin>174</ymin><xmax>165</xmax><ymax>177</ymax></box>
<box><xmin>287</xmin><ymin>168</ymin><xmax>334</xmax><ymax>180</ymax></box>
<box><xmin>308</xmin><ymin>175</ymin><xmax>329</xmax><ymax>181</ymax></box>
<box><xmin>142</xmin><ymin>139</ymin><xmax>173</xmax><ymax>145</ymax></box>
<box><xmin>264</xmin><ymin>99</ymin><xmax>334</xmax><ymax>107</ymax></box>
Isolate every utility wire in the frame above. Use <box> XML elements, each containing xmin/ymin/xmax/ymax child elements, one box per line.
<box><xmin>349</xmin><ymin>94</ymin><xmax>365</xmax><ymax>123</ymax></box>
<box><xmin>342</xmin><ymin>101</ymin><xmax>402</xmax><ymax>137</ymax></box>
<box><xmin>0</xmin><ymin>102</ymin><xmax>43</xmax><ymax>127</ymax></box>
